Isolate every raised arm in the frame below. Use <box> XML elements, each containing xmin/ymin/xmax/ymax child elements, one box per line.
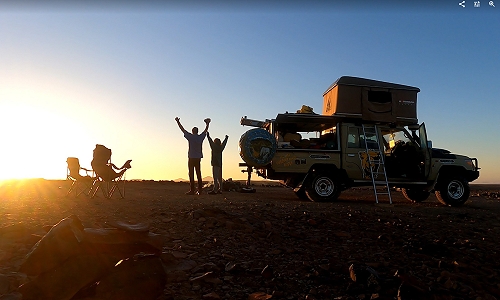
<box><xmin>175</xmin><ymin>117</ymin><xmax>187</xmax><ymax>133</ymax></box>
<box><xmin>203</xmin><ymin>118</ymin><xmax>211</xmax><ymax>133</ymax></box>
<box><xmin>221</xmin><ymin>135</ymin><xmax>229</xmax><ymax>150</ymax></box>
<box><xmin>207</xmin><ymin>131</ymin><xmax>214</xmax><ymax>146</ymax></box>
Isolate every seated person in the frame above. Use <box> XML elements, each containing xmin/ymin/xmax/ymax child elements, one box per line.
<box><xmin>91</xmin><ymin>144</ymin><xmax>132</xmax><ymax>181</ymax></box>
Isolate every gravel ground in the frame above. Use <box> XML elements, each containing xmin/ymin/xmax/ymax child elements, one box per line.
<box><xmin>0</xmin><ymin>180</ymin><xmax>499</xmax><ymax>300</ymax></box>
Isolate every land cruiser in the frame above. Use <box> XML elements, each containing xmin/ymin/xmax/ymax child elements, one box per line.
<box><xmin>239</xmin><ymin>76</ymin><xmax>479</xmax><ymax>206</ymax></box>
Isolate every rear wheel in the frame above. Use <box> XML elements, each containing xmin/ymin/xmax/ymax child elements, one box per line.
<box><xmin>435</xmin><ymin>176</ymin><xmax>470</xmax><ymax>206</ymax></box>
<box><xmin>305</xmin><ymin>173</ymin><xmax>341</xmax><ymax>202</ymax></box>
<box><xmin>401</xmin><ymin>188</ymin><xmax>430</xmax><ymax>203</ymax></box>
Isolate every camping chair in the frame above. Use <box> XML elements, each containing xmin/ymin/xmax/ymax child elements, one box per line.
<box><xmin>89</xmin><ymin>144</ymin><xmax>131</xmax><ymax>199</ymax></box>
<box><xmin>66</xmin><ymin>157</ymin><xmax>94</xmax><ymax>197</ymax></box>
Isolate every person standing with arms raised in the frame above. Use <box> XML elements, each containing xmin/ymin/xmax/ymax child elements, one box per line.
<box><xmin>207</xmin><ymin>132</ymin><xmax>229</xmax><ymax>195</ymax></box>
<box><xmin>175</xmin><ymin>117</ymin><xmax>211</xmax><ymax>195</ymax></box>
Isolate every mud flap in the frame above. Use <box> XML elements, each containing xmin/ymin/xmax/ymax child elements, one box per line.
<box><xmin>293</xmin><ymin>173</ymin><xmax>309</xmax><ymax>193</ymax></box>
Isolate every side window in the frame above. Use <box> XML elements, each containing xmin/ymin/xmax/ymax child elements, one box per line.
<box><xmin>348</xmin><ymin>127</ymin><xmax>360</xmax><ymax>148</ymax></box>
<box><xmin>364</xmin><ymin>132</ymin><xmax>379</xmax><ymax>149</ymax></box>
<box><xmin>348</xmin><ymin>127</ymin><xmax>379</xmax><ymax>149</ymax></box>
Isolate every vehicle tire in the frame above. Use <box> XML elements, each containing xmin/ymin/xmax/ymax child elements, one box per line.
<box><xmin>435</xmin><ymin>176</ymin><xmax>470</xmax><ymax>206</ymax></box>
<box><xmin>239</xmin><ymin>128</ymin><xmax>277</xmax><ymax>168</ymax></box>
<box><xmin>305</xmin><ymin>173</ymin><xmax>341</xmax><ymax>202</ymax></box>
<box><xmin>401</xmin><ymin>188</ymin><xmax>430</xmax><ymax>203</ymax></box>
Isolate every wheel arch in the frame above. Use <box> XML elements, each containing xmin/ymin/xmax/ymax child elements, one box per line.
<box><xmin>434</xmin><ymin>166</ymin><xmax>470</xmax><ymax>189</ymax></box>
<box><xmin>294</xmin><ymin>164</ymin><xmax>347</xmax><ymax>192</ymax></box>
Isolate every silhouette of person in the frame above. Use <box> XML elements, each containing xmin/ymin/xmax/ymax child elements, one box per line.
<box><xmin>175</xmin><ymin>117</ymin><xmax>210</xmax><ymax>195</ymax></box>
<box><xmin>207</xmin><ymin>132</ymin><xmax>228</xmax><ymax>194</ymax></box>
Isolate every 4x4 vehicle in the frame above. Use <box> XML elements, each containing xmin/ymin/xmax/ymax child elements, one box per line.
<box><xmin>239</xmin><ymin>77</ymin><xmax>480</xmax><ymax>206</ymax></box>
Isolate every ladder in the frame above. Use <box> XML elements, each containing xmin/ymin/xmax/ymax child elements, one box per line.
<box><xmin>361</xmin><ymin>124</ymin><xmax>392</xmax><ymax>204</ymax></box>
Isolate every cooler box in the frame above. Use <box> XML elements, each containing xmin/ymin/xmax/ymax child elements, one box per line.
<box><xmin>322</xmin><ymin>76</ymin><xmax>420</xmax><ymax>125</ymax></box>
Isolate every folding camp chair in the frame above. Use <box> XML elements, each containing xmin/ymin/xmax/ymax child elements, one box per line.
<box><xmin>66</xmin><ymin>157</ymin><xmax>94</xmax><ymax>197</ymax></box>
<box><xmin>89</xmin><ymin>144</ymin><xmax>131</xmax><ymax>199</ymax></box>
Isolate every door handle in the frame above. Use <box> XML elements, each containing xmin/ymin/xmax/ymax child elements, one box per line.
<box><xmin>348</xmin><ymin>154</ymin><xmax>355</xmax><ymax>157</ymax></box>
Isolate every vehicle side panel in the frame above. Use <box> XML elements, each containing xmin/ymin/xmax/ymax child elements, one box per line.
<box><xmin>270</xmin><ymin>149</ymin><xmax>341</xmax><ymax>174</ymax></box>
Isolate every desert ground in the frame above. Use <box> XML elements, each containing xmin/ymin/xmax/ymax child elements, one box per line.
<box><xmin>0</xmin><ymin>179</ymin><xmax>500</xmax><ymax>300</ymax></box>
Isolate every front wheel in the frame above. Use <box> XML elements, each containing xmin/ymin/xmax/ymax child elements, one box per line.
<box><xmin>435</xmin><ymin>177</ymin><xmax>470</xmax><ymax>206</ymax></box>
<box><xmin>402</xmin><ymin>188</ymin><xmax>430</xmax><ymax>203</ymax></box>
<box><xmin>305</xmin><ymin>173</ymin><xmax>341</xmax><ymax>202</ymax></box>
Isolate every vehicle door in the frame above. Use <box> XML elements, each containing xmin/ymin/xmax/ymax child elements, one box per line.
<box><xmin>418</xmin><ymin>123</ymin><xmax>431</xmax><ymax>177</ymax></box>
<box><xmin>342</xmin><ymin>125</ymin><xmax>379</xmax><ymax>181</ymax></box>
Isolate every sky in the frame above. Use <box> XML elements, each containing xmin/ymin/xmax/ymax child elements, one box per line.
<box><xmin>0</xmin><ymin>1</ymin><xmax>498</xmax><ymax>183</ymax></box>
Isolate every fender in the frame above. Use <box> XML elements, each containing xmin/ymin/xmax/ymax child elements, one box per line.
<box><xmin>294</xmin><ymin>164</ymin><xmax>347</xmax><ymax>192</ymax></box>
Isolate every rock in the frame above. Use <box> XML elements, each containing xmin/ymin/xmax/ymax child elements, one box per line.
<box><xmin>105</xmin><ymin>220</ymin><xmax>150</xmax><ymax>232</ymax></box>
<box><xmin>90</xmin><ymin>255</ymin><xmax>166</xmax><ymax>300</ymax></box>
<box><xmin>0</xmin><ymin>292</ymin><xmax>22</xmax><ymax>300</ymax></box>
<box><xmin>225</xmin><ymin>262</ymin><xmax>243</xmax><ymax>273</ymax></box>
<box><xmin>172</xmin><ymin>259</ymin><xmax>197</xmax><ymax>271</ymax></box>
<box><xmin>0</xmin><ymin>274</ymin><xmax>10</xmax><ymax>295</ymax></box>
<box><xmin>19</xmin><ymin>215</ymin><xmax>85</xmax><ymax>276</ymax></box>
<box><xmin>0</xmin><ymin>273</ymin><xmax>27</xmax><ymax>296</ymax></box>
<box><xmin>18</xmin><ymin>254</ymin><xmax>116</xmax><ymax>300</ymax></box>
<box><xmin>202</xmin><ymin>292</ymin><xmax>221</xmax><ymax>300</ymax></box>
<box><xmin>0</xmin><ymin>223</ymin><xmax>29</xmax><ymax>240</ymax></box>
<box><xmin>159</xmin><ymin>251</ymin><xmax>177</xmax><ymax>264</ymax></box>
<box><xmin>261</xmin><ymin>265</ymin><xmax>274</xmax><ymax>280</ymax></box>
<box><xmin>248</xmin><ymin>292</ymin><xmax>272</xmax><ymax>300</ymax></box>
<box><xmin>194</xmin><ymin>262</ymin><xmax>220</xmax><ymax>273</ymax></box>
<box><xmin>349</xmin><ymin>264</ymin><xmax>380</xmax><ymax>285</ymax></box>
<box><xmin>171</xmin><ymin>251</ymin><xmax>188</xmax><ymax>259</ymax></box>
<box><xmin>397</xmin><ymin>282</ymin><xmax>430</xmax><ymax>300</ymax></box>
<box><xmin>80</xmin><ymin>228</ymin><xmax>163</xmax><ymax>256</ymax></box>
<box><xmin>23</xmin><ymin>218</ymin><xmax>163</xmax><ymax>278</ymax></box>
<box><xmin>190</xmin><ymin>272</ymin><xmax>222</xmax><ymax>285</ymax></box>
<box><xmin>166</xmin><ymin>270</ymin><xmax>189</xmax><ymax>283</ymax></box>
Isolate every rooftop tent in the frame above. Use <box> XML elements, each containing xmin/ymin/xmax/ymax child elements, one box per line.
<box><xmin>322</xmin><ymin>76</ymin><xmax>420</xmax><ymax>125</ymax></box>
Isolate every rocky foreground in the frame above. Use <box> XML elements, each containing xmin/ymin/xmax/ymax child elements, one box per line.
<box><xmin>0</xmin><ymin>180</ymin><xmax>499</xmax><ymax>300</ymax></box>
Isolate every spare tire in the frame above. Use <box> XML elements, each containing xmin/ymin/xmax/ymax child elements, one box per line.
<box><xmin>239</xmin><ymin>128</ymin><xmax>277</xmax><ymax>167</ymax></box>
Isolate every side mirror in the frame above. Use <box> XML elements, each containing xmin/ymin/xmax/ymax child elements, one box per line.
<box><xmin>427</xmin><ymin>141</ymin><xmax>433</xmax><ymax>149</ymax></box>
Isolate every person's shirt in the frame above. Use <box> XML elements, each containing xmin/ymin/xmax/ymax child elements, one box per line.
<box><xmin>208</xmin><ymin>136</ymin><xmax>228</xmax><ymax>167</ymax></box>
<box><xmin>184</xmin><ymin>132</ymin><xmax>206</xmax><ymax>159</ymax></box>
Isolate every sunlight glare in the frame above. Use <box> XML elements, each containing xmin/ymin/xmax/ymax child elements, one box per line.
<box><xmin>0</xmin><ymin>102</ymin><xmax>93</xmax><ymax>180</ymax></box>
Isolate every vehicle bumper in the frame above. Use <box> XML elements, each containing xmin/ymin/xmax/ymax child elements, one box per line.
<box><xmin>465</xmin><ymin>170</ymin><xmax>480</xmax><ymax>182</ymax></box>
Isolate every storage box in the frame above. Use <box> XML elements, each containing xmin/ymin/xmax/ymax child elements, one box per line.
<box><xmin>322</xmin><ymin>76</ymin><xmax>419</xmax><ymax>125</ymax></box>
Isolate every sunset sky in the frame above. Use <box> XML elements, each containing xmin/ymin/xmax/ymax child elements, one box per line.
<box><xmin>0</xmin><ymin>1</ymin><xmax>498</xmax><ymax>183</ymax></box>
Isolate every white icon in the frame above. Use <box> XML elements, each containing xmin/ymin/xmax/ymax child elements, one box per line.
<box><xmin>459</xmin><ymin>1</ymin><xmax>466</xmax><ymax>7</ymax></box>
<box><xmin>490</xmin><ymin>1</ymin><xmax>495</xmax><ymax>6</ymax></box>
<box><xmin>474</xmin><ymin>1</ymin><xmax>480</xmax><ymax>6</ymax></box>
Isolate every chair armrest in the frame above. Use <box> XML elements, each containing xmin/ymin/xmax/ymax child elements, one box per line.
<box><xmin>80</xmin><ymin>168</ymin><xmax>94</xmax><ymax>176</ymax></box>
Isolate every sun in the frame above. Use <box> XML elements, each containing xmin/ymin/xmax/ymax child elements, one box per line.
<box><xmin>0</xmin><ymin>101</ymin><xmax>93</xmax><ymax>180</ymax></box>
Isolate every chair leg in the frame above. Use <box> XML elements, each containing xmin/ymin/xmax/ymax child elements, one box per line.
<box><xmin>103</xmin><ymin>182</ymin><xmax>112</xmax><ymax>199</ymax></box>
<box><xmin>90</xmin><ymin>174</ymin><xmax>127</xmax><ymax>199</ymax></box>
<box><xmin>107</xmin><ymin>174</ymin><xmax>126</xmax><ymax>199</ymax></box>
<box><xmin>111</xmin><ymin>181</ymin><xmax>125</xmax><ymax>199</ymax></box>
<box><xmin>66</xmin><ymin>180</ymin><xmax>77</xmax><ymax>197</ymax></box>
<box><xmin>89</xmin><ymin>179</ymin><xmax>101</xmax><ymax>198</ymax></box>
<box><xmin>76</xmin><ymin>185</ymin><xmax>85</xmax><ymax>197</ymax></box>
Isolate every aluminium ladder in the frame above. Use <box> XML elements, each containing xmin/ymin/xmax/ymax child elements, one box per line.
<box><xmin>361</xmin><ymin>124</ymin><xmax>392</xmax><ymax>204</ymax></box>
